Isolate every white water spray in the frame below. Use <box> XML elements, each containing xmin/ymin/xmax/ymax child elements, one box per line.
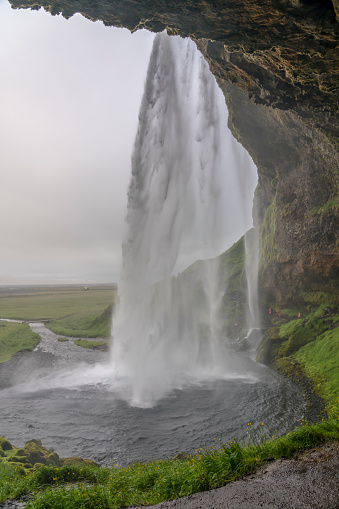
<box><xmin>111</xmin><ymin>33</ymin><xmax>257</xmax><ymax>407</ymax></box>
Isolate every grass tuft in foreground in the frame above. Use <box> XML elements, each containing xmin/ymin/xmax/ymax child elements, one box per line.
<box><xmin>1</xmin><ymin>415</ymin><xmax>338</xmax><ymax>509</ymax></box>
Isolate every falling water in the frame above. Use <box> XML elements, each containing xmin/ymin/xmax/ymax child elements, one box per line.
<box><xmin>111</xmin><ymin>33</ymin><xmax>257</xmax><ymax>407</ymax></box>
<box><xmin>0</xmin><ymin>34</ymin><xmax>307</xmax><ymax>464</ymax></box>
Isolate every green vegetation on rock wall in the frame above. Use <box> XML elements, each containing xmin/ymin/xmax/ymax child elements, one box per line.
<box><xmin>184</xmin><ymin>232</ymin><xmax>249</xmax><ymax>338</ymax></box>
<box><xmin>259</xmin><ymin>196</ymin><xmax>278</xmax><ymax>274</ymax></box>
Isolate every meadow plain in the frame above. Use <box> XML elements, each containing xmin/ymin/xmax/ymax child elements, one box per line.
<box><xmin>0</xmin><ymin>285</ymin><xmax>116</xmax><ymax>362</ymax></box>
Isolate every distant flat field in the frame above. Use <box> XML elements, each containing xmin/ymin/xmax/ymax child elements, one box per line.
<box><xmin>0</xmin><ymin>285</ymin><xmax>117</xmax><ymax>321</ymax></box>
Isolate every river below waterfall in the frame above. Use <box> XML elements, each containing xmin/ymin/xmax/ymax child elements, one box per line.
<box><xmin>0</xmin><ymin>323</ymin><xmax>305</xmax><ymax>467</ymax></box>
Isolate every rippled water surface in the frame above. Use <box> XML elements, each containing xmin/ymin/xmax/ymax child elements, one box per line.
<box><xmin>0</xmin><ymin>324</ymin><xmax>305</xmax><ymax>466</ymax></box>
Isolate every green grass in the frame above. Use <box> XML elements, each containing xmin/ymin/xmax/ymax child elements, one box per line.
<box><xmin>74</xmin><ymin>339</ymin><xmax>109</xmax><ymax>351</ymax></box>
<box><xmin>295</xmin><ymin>327</ymin><xmax>339</xmax><ymax>403</ymax></box>
<box><xmin>1</xmin><ymin>419</ymin><xmax>338</xmax><ymax>508</ymax></box>
<box><xmin>276</xmin><ymin>305</ymin><xmax>335</xmax><ymax>357</ymax></box>
<box><xmin>258</xmin><ymin>304</ymin><xmax>339</xmax><ymax>409</ymax></box>
<box><xmin>0</xmin><ymin>322</ymin><xmax>40</xmax><ymax>363</ymax></box>
<box><xmin>48</xmin><ymin>305</ymin><xmax>113</xmax><ymax>338</ymax></box>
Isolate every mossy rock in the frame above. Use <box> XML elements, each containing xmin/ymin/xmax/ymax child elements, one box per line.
<box><xmin>0</xmin><ymin>437</ymin><xmax>13</xmax><ymax>451</ymax></box>
<box><xmin>46</xmin><ymin>452</ymin><xmax>61</xmax><ymax>466</ymax></box>
<box><xmin>25</xmin><ymin>439</ymin><xmax>42</xmax><ymax>446</ymax></box>
<box><xmin>62</xmin><ymin>457</ymin><xmax>100</xmax><ymax>467</ymax></box>
<box><xmin>8</xmin><ymin>456</ymin><xmax>28</xmax><ymax>463</ymax></box>
<box><xmin>23</xmin><ymin>441</ymin><xmax>61</xmax><ymax>466</ymax></box>
<box><xmin>0</xmin><ymin>447</ymin><xmax>4</xmax><ymax>457</ymax></box>
<box><xmin>33</xmin><ymin>463</ymin><xmax>45</xmax><ymax>471</ymax></box>
<box><xmin>15</xmin><ymin>448</ymin><xmax>25</xmax><ymax>456</ymax></box>
<box><xmin>256</xmin><ymin>327</ymin><xmax>281</xmax><ymax>365</ymax></box>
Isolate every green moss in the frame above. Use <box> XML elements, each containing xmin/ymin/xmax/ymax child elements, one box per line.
<box><xmin>184</xmin><ymin>234</ymin><xmax>248</xmax><ymax>336</ymax></box>
<box><xmin>276</xmin><ymin>305</ymin><xmax>334</xmax><ymax>357</ymax></box>
<box><xmin>307</xmin><ymin>196</ymin><xmax>339</xmax><ymax>216</ymax></box>
<box><xmin>259</xmin><ymin>196</ymin><xmax>278</xmax><ymax>274</ymax></box>
<box><xmin>57</xmin><ymin>337</ymin><xmax>69</xmax><ymax>342</ymax></box>
<box><xmin>256</xmin><ymin>327</ymin><xmax>281</xmax><ymax>365</ymax></box>
<box><xmin>0</xmin><ymin>438</ymin><xmax>12</xmax><ymax>452</ymax></box>
<box><xmin>218</xmin><ymin>235</ymin><xmax>246</xmax><ymax>291</ymax></box>
<box><xmin>300</xmin><ymin>292</ymin><xmax>339</xmax><ymax>307</ymax></box>
<box><xmin>0</xmin><ymin>323</ymin><xmax>40</xmax><ymax>364</ymax></box>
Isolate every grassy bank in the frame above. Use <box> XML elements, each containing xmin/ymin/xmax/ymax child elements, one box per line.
<box><xmin>48</xmin><ymin>305</ymin><xmax>114</xmax><ymax>338</ymax></box>
<box><xmin>1</xmin><ymin>416</ymin><xmax>338</xmax><ymax>508</ymax></box>
<box><xmin>257</xmin><ymin>304</ymin><xmax>339</xmax><ymax>412</ymax></box>
<box><xmin>0</xmin><ymin>322</ymin><xmax>40</xmax><ymax>363</ymax></box>
<box><xmin>74</xmin><ymin>339</ymin><xmax>110</xmax><ymax>351</ymax></box>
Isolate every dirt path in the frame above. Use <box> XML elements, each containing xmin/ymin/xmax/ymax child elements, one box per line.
<box><xmin>149</xmin><ymin>441</ymin><xmax>339</xmax><ymax>509</ymax></box>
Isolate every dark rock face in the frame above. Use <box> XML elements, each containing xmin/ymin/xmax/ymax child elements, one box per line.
<box><xmin>9</xmin><ymin>0</ymin><xmax>339</xmax><ymax>305</ymax></box>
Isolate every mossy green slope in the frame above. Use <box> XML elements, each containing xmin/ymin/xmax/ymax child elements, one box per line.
<box><xmin>257</xmin><ymin>305</ymin><xmax>339</xmax><ymax>409</ymax></box>
<box><xmin>184</xmin><ymin>232</ymin><xmax>248</xmax><ymax>338</ymax></box>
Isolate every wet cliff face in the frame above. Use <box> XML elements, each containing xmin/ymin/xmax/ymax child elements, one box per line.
<box><xmin>9</xmin><ymin>0</ymin><xmax>339</xmax><ymax>305</ymax></box>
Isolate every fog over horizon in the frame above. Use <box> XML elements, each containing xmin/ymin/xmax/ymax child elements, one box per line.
<box><xmin>0</xmin><ymin>0</ymin><xmax>257</xmax><ymax>286</ymax></box>
<box><xmin>0</xmin><ymin>0</ymin><xmax>154</xmax><ymax>285</ymax></box>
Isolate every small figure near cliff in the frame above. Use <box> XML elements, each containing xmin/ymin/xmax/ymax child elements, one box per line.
<box><xmin>298</xmin><ymin>312</ymin><xmax>301</xmax><ymax>318</ymax></box>
<box><xmin>269</xmin><ymin>307</ymin><xmax>271</xmax><ymax>315</ymax></box>
<box><xmin>277</xmin><ymin>309</ymin><xmax>281</xmax><ymax>317</ymax></box>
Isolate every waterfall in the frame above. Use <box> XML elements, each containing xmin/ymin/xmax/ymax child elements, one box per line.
<box><xmin>111</xmin><ymin>33</ymin><xmax>257</xmax><ymax>407</ymax></box>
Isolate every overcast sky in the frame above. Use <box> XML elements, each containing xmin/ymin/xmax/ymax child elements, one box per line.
<box><xmin>0</xmin><ymin>0</ymin><xmax>258</xmax><ymax>286</ymax></box>
<box><xmin>0</xmin><ymin>0</ymin><xmax>155</xmax><ymax>285</ymax></box>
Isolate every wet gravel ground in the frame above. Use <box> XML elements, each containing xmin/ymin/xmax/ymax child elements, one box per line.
<box><xmin>151</xmin><ymin>441</ymin><xmax>339</xmax><ymax>509</ymax></box>
<box><xmin>1</xmin><ymin>442</ymin><xmax>338</xmax><ymax>508</ymax></box>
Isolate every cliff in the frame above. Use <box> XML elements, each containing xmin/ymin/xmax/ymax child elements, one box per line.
<box><xmin>9</xmin><ymin>0</ymin><xmax>339</xmax><ymax>307</ymax></box>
